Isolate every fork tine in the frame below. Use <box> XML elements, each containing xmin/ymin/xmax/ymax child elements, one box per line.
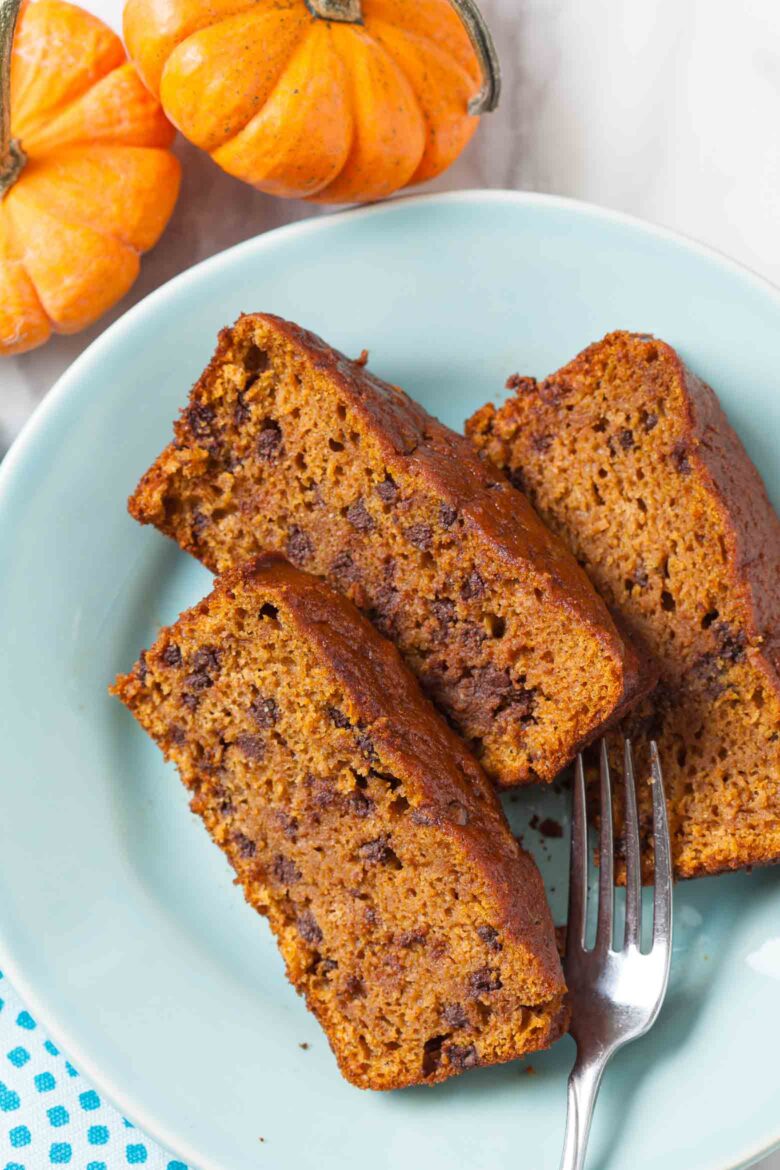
<box><xmin>622</xmin><ymin>738</ymin><xmax>642</xmax><ymax>949</ymax></box>
<box><xmin>595</xmin><ymin>739</ymin><xmax>614</xmax><ymax>950</ymax></box>
<box><xmin>567</xmin><ymin>754</ymin><xmax>588</xmax><ymax>950</ymax></box>
<box><xmin>649</xmin><ymin>741</ymin><xmax>673</xmax><ymax>951</ymax></box>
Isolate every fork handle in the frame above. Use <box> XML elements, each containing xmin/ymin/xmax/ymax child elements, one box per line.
<box><xmin>559</xmin><ymin>1050</ymin><xmax>610</xmax><ymax>1170</ymax></box>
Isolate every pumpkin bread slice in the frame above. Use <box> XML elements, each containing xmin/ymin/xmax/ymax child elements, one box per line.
<box><xmin>112</xmin><ymin>555</ymin><xmax>568</xmax><ymax>1090</ymax></box>
<box><xmin>128</xmin><ymin>313</ymin><xmax>651</xmax><ymax>788</ymax></box>
<box><xmin>468</xmin><ymin>331</ymin><xmax>780</xmax><ymax>878</ymax></box>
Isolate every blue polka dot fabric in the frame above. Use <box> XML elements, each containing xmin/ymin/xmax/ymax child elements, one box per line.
<box><xmin>0</xmin><ymin>970</ymin><xmax>188</xmax><ymax>1170</ymax></box>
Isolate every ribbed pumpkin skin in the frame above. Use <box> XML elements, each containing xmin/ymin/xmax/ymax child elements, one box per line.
<box><xmin>123</xmin><ymin>0</ymin><xmax>481</xmax><ymax>203</ymax></box>
<box><xmin>0</xmin><ymin>0</ymin><xmax>181</xmax><ymax>355</ymax></box>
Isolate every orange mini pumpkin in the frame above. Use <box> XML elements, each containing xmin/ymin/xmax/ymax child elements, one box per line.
<box><xmin>0</xmin><ymin>0</ymin><xmax>181</xmax><ymax>355</ymax></box>
<box><xmin>123</xmin><ymin>0</ymin><xmax>500</xmax><ymax>204</ymax></box>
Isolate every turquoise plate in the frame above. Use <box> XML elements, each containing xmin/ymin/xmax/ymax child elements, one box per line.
<box><xmin>1</xmin><ymin>191</ymin><xmax>779</xmax><ymax>1170</ymax></box>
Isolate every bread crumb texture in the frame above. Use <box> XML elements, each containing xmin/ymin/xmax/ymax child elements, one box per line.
<box><xmin>112</xmin><ymin>557</ymin><xmax>567</xmax><ymax>1089</ymax></box>
<box><xmin>468</xmin><ymin>331</ymin><xmax>780</xmax><ymax>878</ymax></box>
<box><xmin>128</xmin><ymin>314</ymin><xmax>651</xmax><ymax>788</ymax></box>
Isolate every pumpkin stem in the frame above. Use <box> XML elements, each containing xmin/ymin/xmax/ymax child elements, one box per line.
<box><xmin>0</xmin><ymin>0</ymin><xmax>25</xmax><ymax>197</ymax></box>
<box><xmin>306</xmin><ymin>0</ymin><xmax>362</xmax><ymax>23</ymax></box>
<box><xmin>306</xmin><ymin>0</ymin><xmax>499</xmax><ymax>117</ymax></box>
<box><xmin>447</xmin><ymin>0</ymin><xmax>501</xmax><ymax>115</ymax></box>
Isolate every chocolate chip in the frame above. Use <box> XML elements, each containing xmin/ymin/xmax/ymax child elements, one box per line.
<box><xmin>185</xmin><ymin>648</ymin><xmax>219</xmax><ymax>693</ymax></box>
<box><xmin>505</xmin><ymin>374</ymin><xmax>537</xmax><ymax>393</ymax></box>
<box><xmin>233</xmin><ymin>392</ymin><xmax>251</xmax><ymax>427</ymax></box>
<box><xmin>244</xmin><ymin>344</ymin><xmax>269</xmax><ymax>373</ymax></box>
<box><xmin>441</xmin><ymin>1003</ymin><xmax>469</xmax><ymax>1029</ymax></box>
<box><xmin>345</xmin><ymin>974</ymin><xmax>365</xmax><ymax>999</ymax></box>
<box><xmin>642</xmin><ymin>410</ymin><xmax>659</xmax><ymax>433</ymax></box>
<box><xmin>249</xmin><ymin>696</ymin><xmax>277</xmax><ymax>729</ymax></box>
<box><xmin>716</xmin><ymin>621</ymin><xmax>747</xmax><ymax>663</ymax></box>
<box><xmin>297</xmin><ymin>910</ymin><xmax>323</xmax><ymax>945</ymax></box>
<box><xmin>410</xmin><ymin>806</ymin><xmax>437</xmax><ymax>826</ymax></box>
<box><xmin>185</xmin><ymin>670</ymin><xmax>213</xmax><ymax>693</ymax></box>
<box><xmin>358</xmin><ymin>834</ymin><xmax>394</xmax><ymax>864</ymax></box>
<box><xmin>326</xmin><ymin>706</ymin><xmax>351</xmax><ymax>729</ymax></box>
<box><xmin>310</xmin><ymin>777</ymin><xmax>337</xmax><ymax>810</ymax></box>
<box><xmin>272</xmin><ymin>854</ymin><xmax>302</xmax><ymax>885</ymax></box>
<box><xmin>257</xmin><ymin>419</ymin><xmax>282</xmax><ymax>462</ymax></box>
<box><xmin>476</xmin><ymin>926</ymin><xmax>501</xmax><ymax>952</ymax></box>
<box><xmin>431</xmin><ymin>597</ymin><xmax>456</xmax><ymax>632</ymax></box>
<box><xmin>368</xmin><ymin>583</ymin><xmax>399</xmax><ymax>636</ymax></box>
<box><xmin>460</xmin><ymin>617</ymin><xmax>484</xmax><ymax>655</ymax></box>
<box><xmin>690</xmin><ymin>652</ymin><xmax>726</xmax><ymax>699</ymax></box>
<box><xmin>234</xmin><ymin>832</ymin><xmax>256</xmax><ymax>858</ymax></box>
<box><xmin>460</xmin><ymin>571</ymin><xmax>485</xmax><ymax>601</ymax></box>
<box><xmin>439</xmin><ymin>502</ymin><xmax>458</xmax><ymax>528</ymax></box>
<box><xmin>446</xmin><ymin>1043</ymin><xmax>478</xmax><ymax>1069</ymax></box>
<box><xmin>468</xmin><ymin>967</ymin><xmax>502</xmax><ymax>996</ymax></box>
<box><xmin>349</xmin><ymin>790</ymin><xmax>374</xmax><ymax>818</ymax></box>
<box><xmin>346</xmin><ymin>498</ymin><xmax>375</xmax><ymax>533</ymax></box>
<box><xmin>235</xmin><ymin>734</ymin><xmax>265</xmax><ymax>761</ymax></box>
<box><xmin>286</xmin><ymin>526</ymin><xmax>314</xmax><ymax>566</ymax></box>
<box><xmin>136</xmin><ymin>651</ymin><xmax>148</xmax><ymax>684</ymax></box>
<box><xmin>620</xmin><ymin>428</ymin><xmax>635</xmax><ymax>450</ymax></box>
<box><xmin>181</xmin><ymin>692</ymin><xmax>199</xmax><ymax>711</ymax></box>
<box><xmin>531</xmin><ymin>433</ymin><xmax>553</xmax><ymax>453</ymax></box>
<box><xmin>191</xmin><ymin>511</ymin><xmax>209</xmax><ymax>538</ymax></box>
<box><xmin>168</xmin><ymin>724</ymin><xmax>186</xmax><ymax>745</ymax></box>
<box><xmin>538</xmin><ymin>817</ymin><xmax>564</xmax><ymax>839</ymax></box>
<box><xmin>192</xmin><ymin>646</ymin><xmax>221</xmax><ymax>675</ymax></box>
<box><xmin>187</xmin><ymin>403</ymin><xmax>216</xmax><ymax>442</ymax></box>
<box><xmin>671</xmin><ymin>441</ymin><xmax>692</xmax><ymax>475</ymax></box>
<box><xmin>375</xmin><ymin>475</ymin><xmax>399</xmax><ymax>503</ymax></box>
<box><xmin>161</xmin><ymin>643</ymin><xmax>182</xmax><ymax>668</ymax></box>
<box><xmin>407</xmin><ymin>523</ymin><xmax>433</xmax><ymax>551</ymax></box>
<box><xmin>398</xmin><ymin>929</ymin><xmax>426</xmax><ymax>948</ymax></box>
<box><xmin>498</xmin><ymin>685</ymin><xmax>537</xmax><ymax>723</ymax></box>
<box><xmin>276</xmin><ymin>811</ymin><xmax>299</xmax><ymax>840</ymax></box>
<box><xmin>472</xmin><ymin>665</ymin><xmax>513</xmax><ymax>701</ymax></box>
<box><xmin>355</xmin><ymin>732</ymin><xmax>377</xmax><ymax>762</ymax></box>
<box><xmin>330</xmin><ymin>551</ymin><xmax>360</xmax><ymax>583</ymax></box>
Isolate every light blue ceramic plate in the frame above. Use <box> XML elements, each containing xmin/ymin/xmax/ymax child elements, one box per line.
<box><xmin>1</xmin><ymin>191</ymin><xmax>779</xmax><ymax>1170</ymax></box>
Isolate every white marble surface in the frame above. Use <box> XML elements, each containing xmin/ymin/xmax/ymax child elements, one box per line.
<box><xmin>1</xmin><ymin>1</ymin><xmax>779</xmax><ymax>1165</ymax></box>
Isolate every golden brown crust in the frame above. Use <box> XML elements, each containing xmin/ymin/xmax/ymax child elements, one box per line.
<box><xmin>112</xmin><ymin>556</ymin><xmax>568</xmax><ymax>1088</ymax></box>
<box><xmin>129</xmin><ymin>313</ymin><xmax>654</xmax><ymax>787</ymax></box>
<box><xmin>468</xmin><ymin>331</ymin><xmax>780</xmax><ymax>878</ymax></box>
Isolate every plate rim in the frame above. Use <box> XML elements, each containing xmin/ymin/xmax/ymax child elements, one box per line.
<box><xmin>4</xmin><ymin>186</ymin><xmax>780</xmax><ymax>497</ymax></box>
<box><xmin>1</xmin><ymin>187</ymin><xmax>779</xmax><ymax>1170</ymax></box>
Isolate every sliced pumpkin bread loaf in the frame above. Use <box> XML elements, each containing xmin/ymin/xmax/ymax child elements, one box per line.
<box><xmin>112</xmin><ymin>555</ymin><xmax>568</xmax><ymax>1089</ymax></box>
<box><xmin>128</xmin><ymin>313</ymin><xmax>650</xmax><ymax>788</ymax></box>
<box><xmin>468</xmin><ymin>331</ymin><xmax>780</xmax><ymax>878</ymax></box>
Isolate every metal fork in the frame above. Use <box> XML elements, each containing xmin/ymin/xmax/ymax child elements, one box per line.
<box><xmin>559</xmin><ymin>739</ymin><xmax>673</xmax><ymax>1170</ymax></box>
